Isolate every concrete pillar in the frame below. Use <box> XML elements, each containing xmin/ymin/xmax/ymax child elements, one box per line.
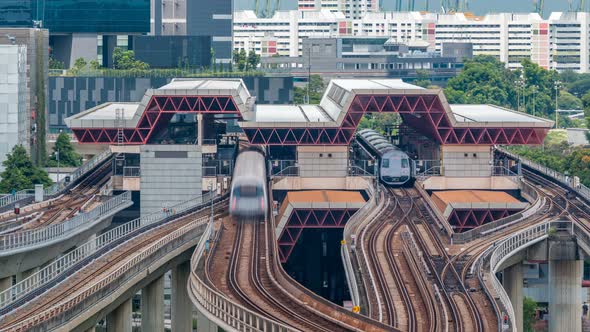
<box><xmin>16</xmin><ymin>267</ymin><xmax>39</xmax><ymax>283</ymax></box>
<box><xmin>106</xmin><ymin>298</ymin><xmax>132</xmax><ymax>332</ymax></box>
<box><xmin>197</xmin><ymin>113</ymin><xmax>203</xmax><ymax>146</ymax></box>
<box><xmin>171</xmin><ymin>262</ymin><xmax>192</xmax><ymax>332</ymax></box>
<box><xmin>142</xmin><ymin>275</ymin><xmax>164</xmax><ymax>332</ymax></box>
<box><xmin>197</xmin><ymin>309</ymin><xmax>218</xmax><ymax>332</ymax></box>
<box><xmin>549</xmin><ymin>259</ymin><xmax>583</xmax><ymax>332</ymax></box>
<box><xmin>0</xmin><ymin>276</ymin><xmax>12</xmax><ymax>292</ymax></box>
<box><xmin>504</xmin><ymin>263</ymin><xmax>523</xmax><ymax>332</ymax></box>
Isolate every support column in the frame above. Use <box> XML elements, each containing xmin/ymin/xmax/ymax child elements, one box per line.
<box><xmin>549</xmin><ymin>259</ymin><xmax>583</xmax><ymax>332</ymax></box>
<box><xmin>106</xmin><ymin>298</ymin><xmax>132</xmax><ymax>332</ymax></box>
<box><xmin>197</xmin><ymin>309</ymin><xmax>219</xmax><ymax>332</ymax></box>
<box><xmin>197</xmin><ymin>113</ymin><xmax>203</xmax><ymax>146</ymax></box>
<box><xmin>16</xmin><ymin>267</ymin><xmax>39</xmax><ymax>283</ymax></box>
<box><xmin>171</xmin><ymin>262</ymin><xmax>192</xmax><ymax>332</ymax></box>
<box><xmin>142</xmin><ymin>275</ymin><xmax>164</xmax><ymax>332</ymax></box>
<box><xmin>0</xmin><ymin>276</ymin><xmax>12</xmax><ymax>292</ymax></box>
<box><xmin>504</xmin><ymin>263</ymin><xmax>523</xmax><ymax>332</ymax></box>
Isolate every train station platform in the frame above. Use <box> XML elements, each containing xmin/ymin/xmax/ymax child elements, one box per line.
<box><xmin>65</xmin><ymin>78</ymin><xmax>553</xmax><ymax>146</ymax></box>
<box><xmin>275</xmin><ymin>190</ymin><xmax>365</xmax><ymax>262</ymax></box>
<box><xmin>431</xmin><ymin>190</ymin><xmax>528</xmax><ymax>233</ymax></box>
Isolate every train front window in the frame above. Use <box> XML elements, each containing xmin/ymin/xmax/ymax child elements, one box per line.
<box><xmin>237</xmin><ymin>185</ymin><xmax>263</xmax><ymax>197</ymax></box>
<box><xmin>382</xmin><ymin>159</ymin><xmax>390</xmax><ymax>168</ymax></box>
<box><xmin>401</xmin><ymin>159</ymin><xmax>409</xmax><ymax>168</ymax></box>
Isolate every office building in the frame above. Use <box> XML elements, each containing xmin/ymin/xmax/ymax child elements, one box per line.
<box><xmin>0</xmin><ymin>45</ymin><xmax>27</xmax><ymax>171</ymax></box>
<box><xmin>151</xmin><ymin>0</ymin><xmax>233</xmax><ymax>63</ymax></box>
<box><xmin>0</xmin><ymin>28</ymin><xmax>48</xmax><ymax>164</ymax></box>
<box><xmin>298</xmin><ymin>0</ymin><xmax>378</xmax><ymax>19</ymax></box>
<box><xmin>233</xmin><ymin>10</ymin><xmax>590</xmax><ymax>73</ymax></box>
<box><xmin>259</xmin><ymin>37</ymin><xmax>466</xmax><ymax>83</ymax></box>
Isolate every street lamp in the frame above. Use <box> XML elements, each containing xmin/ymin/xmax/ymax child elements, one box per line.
<box><xmin>554</xmin><ymin>80</ymin><xmax>561</xmax><ymax>128</ymax></box>
<box><xmin>55</xmin><ymin>149</ymin><xmax>60</xmax><ymax>186</ymax></box>
<box><xmin>531</xmin><ymin>85</ymin><xmax>538</xmax><ymax>116</ymax></box>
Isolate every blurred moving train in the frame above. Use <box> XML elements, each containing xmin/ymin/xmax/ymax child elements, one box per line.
<box><xmin>356</xmin><ymin>129</ymin><xmax>413</xmax><ymax>186</ymax></box>
<box><xmin>230</xmin><ymin>148</ymin><xmax>268</xmax><ymax>218</ymax></box>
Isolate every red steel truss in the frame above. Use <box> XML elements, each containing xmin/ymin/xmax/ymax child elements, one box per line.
<box><xmin>448</xmin><ymin>208</ymin><xmax>522</xmax><ymax>233</ymax></box>
<box><xmin>72</xmin><ymin>95</ymin><xmax>240</xmax><ymax>144</ymax></box>
<box><xmin>277</xmin><ymin>208</ymin><xmax>358</xmax><ymax>263</ymax></box>
<box><xmin>72</xmin><ymin>93</ymin><xmax>548</xmax><ymax>145</ymax></box>
<box><xmin>243</xmin><ymin>94</ymin><xmax>548</xmax><ymax>145</ymax></box>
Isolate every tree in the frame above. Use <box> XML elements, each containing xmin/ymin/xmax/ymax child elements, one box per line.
<box><xmin>0</xmin><ymin>145</ymin><xmax>52</xmax><ymax>192</ymax></box>
<box><xmin>413</xmin><ymin>69</ymin><xmax>431</xmax><ymax>88</ymax></box>
<box><xmin>49</xmin><ymin>56</ymin><xmax>64</xmax><ymax>70</ymax></box>
<box><xmin>46</xmin><ymin>133</ymin><xmax>82</xmax><ymax>167</ymax></box>
<box><xmin>523</xmin><ymin>297</ymin><xmax>537</xmax><ymax>332</ymax></box>
<box><xmin>247</xmin><ymin>50</ymin><xmax>261</xmax><ymax>71</ymax></box>
<box><xmin>294</xmin><ymin>75</ymin><xmax>326</xmax><ymax>104</ymax></box>
<box><xmin>112</xmin><ymin>48</ymin><xmax>150</xmax><ymax>70</ymax></box>
<box><xmin>73</xmin><ymin>57</ymin><xmax>87</xmax><ymax>70</ymax></box>
<box><xmin>444</xmin><ymin>55</ymin><xmax>518</xmax><ymax>108</ymax></box>
<box><xmin>89</xmin><ymin>60</ymin><xmax>101</xmax><ymax>70</ymax></box>
<box><xmin>557</xmin><ymin>90</ymin><xmax>582</xmax><ymax>110</ymax></box>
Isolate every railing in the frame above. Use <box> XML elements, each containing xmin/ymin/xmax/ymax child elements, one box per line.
<box><xmin>347</xmin><ymin>166</ymin><xmax>376</xmax><ymax>177</ymax></box>
<box><xmin>3</xmin><ymin>213</ymin><xmax>212</xmax><ymax>331</ymax></box>
<box><xmin>415</xmin><ymin>166</ymin><xmax>443</xmax><ymax>181</ymax></box>
<box><xmin>122</xmin><ymin>166</ymin><xmax>140</xmax><ymax>177</ymax></box>
<box><xmin>0</xmin><ymin>191</ymin><xmax>35</xmax><ymax>209</ymax></box>
<box><xmin>273</xmin><ymin>166</ymin><xmax>300</xmax><ymax>177</ymax></box>
<box><xmin>497</xmin><ymin>147</ymin><xmax>590</xmax><ymax>202</ymax></box>
<box><xmin>188</xmin><ymin>221</ymin><xmax>296</xmax><ymax>332</ymax></box>
<box><xmin>0</xmin><ymin>191</ymin><xmax>132</xmax><ymax>253</ymax></box>
<box><xmin>492</xmin><ymin>166</ymin><xmax>520</xmax><ymax>177</ymax></box>
<box><xmin>489</xmin><ymin>220</ymin><xmax>572</xmax><ymax>332</ymax></box>
<box><xmin>349</xmin><ymin>160</ymin><xmax>377</xmax><ymax>176</ymax></box>
<box><xmin>44</xmin><ymin>149</ymin><xmax>112</xmax><ymax>197</ymax></box>
<box><xmin>0</xmin><ymin>191</ymin><xmax>222</xmax><ymax>312</ymax></box>
<box><xmin>202</xmin><ymin>160</ymin><xmax>234</xmax><ymax>177</ymax></box>
<box><xmin>269</xmin><ymin>160</ymin><xmax>298</xmax><ymax>177</ymax></box>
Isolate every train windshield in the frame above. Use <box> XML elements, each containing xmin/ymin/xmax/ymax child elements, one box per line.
<box><xmin>235</xmin><ymin>185</ymin><xmax>263</xmax><ymax>198</ymax></box>
<box><xmin>401</xmin><ymin>159</ymin><xmax>409</xmax><ymax>168</ymax></box>
<box><xmin>382</xmin><ymin>159</ymin><xmax>390</xmax><ymax>168</ymax></box>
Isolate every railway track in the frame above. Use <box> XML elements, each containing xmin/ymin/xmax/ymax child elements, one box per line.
<box><xmin>0</xmin><ymin>159</ymin><xmax>112</xmax><ymax>233</ymax></box>
<box><xmin>0</xmin><ymin>200</ymin><xmax>227</xmax><ymax>331</ymax></box>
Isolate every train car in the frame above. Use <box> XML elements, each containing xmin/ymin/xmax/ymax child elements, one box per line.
<box><xmin>230</xmin><ymin>149</ymin><xmax>268</xmax><ymax>218</ymax></box>
<box><xmin>356</xmin><ymin>129</ymin><xmax>413</xmax><ymax>186</ymax></box>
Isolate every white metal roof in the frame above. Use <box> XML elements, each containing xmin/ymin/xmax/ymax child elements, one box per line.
<box><xmin>253</xmin><ymin>104</ymin><xmax>333</xmax><ymax>123</ymax></box>
<box><xmin>450</xmin><ymin>105</ymin><xmax>548</xmax><ymax>124</ymax></box>
<box><xmin>80</xmin><ymin>103</ymin><xmax>138</xmax><ymax>120</ymax></box>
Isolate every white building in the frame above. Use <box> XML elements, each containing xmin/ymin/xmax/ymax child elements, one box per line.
<box><xmin>0</xmin><ymin>45</ymin><xmax>27</xmax><ymax>171</ymax></box>
<box><xmin>298</xmin><ymin>0</ymin><xmax>378</xmax><ymax>19</ymax></box>
<box><xmin>233</xmin><ymin>10</ymin><xmax>590</xmax><ymax>72</ymax></box>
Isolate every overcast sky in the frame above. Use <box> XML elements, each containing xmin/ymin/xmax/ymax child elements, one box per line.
<box><xmin>235</xmin><ymin>0</ymin><xmax>582</xmax><ymax>16</ymax></box>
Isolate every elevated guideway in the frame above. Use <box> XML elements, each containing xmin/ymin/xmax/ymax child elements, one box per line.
<box><xmin>0</xmin><ymin>192</ymin><xmax>225</xmax><ymax>331</ymax></box>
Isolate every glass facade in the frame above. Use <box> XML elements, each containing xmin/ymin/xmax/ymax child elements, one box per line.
<box><xmin>31</xmin><ymin>0</ymin><xmax>149</xmax><ymax>33</ymax></box>
<box><xmin>0</xmin><ymin>0</ymin><xmax>33</xmax><ymax>27</ymax></box>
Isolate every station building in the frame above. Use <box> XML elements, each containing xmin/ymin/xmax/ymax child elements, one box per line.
<box><xmin>65</xmin><ymin>78</ymin><xmax>553</xmax><ymax>236</ymax></box>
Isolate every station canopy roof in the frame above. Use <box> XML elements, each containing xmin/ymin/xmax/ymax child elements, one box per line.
<box><xmin>65</xmin><ymin>78</ymin><xmax>554</xmax><ymax>146</ymax></box>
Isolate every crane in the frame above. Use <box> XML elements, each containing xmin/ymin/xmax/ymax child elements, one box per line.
<box><xmin>534</xmin><ymin>0</ymin><xmax>544</xmax><ymax>16</ymax></box>
<box><xmin>579</xmin><ymin>0</ymin><xmax>586</xmax><ymax>11</ymax></box>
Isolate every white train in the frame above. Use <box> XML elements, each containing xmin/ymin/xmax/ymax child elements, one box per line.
<box><xmin>230</xmin><ymin>149</ymin><xmax>268</xmax><ymax>218</ymax></box>
<box><xmin>356</xmin><ymin>129</ymin><xmax>413</xmax><ymax>186</ymax></box>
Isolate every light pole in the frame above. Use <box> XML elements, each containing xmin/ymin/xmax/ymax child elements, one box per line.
<box><xmin>56</xmin><ymin>149</ymin><xmax>60</xmax><ymax>186</ymax></box>
<box><xmin>554</xmin><ymin>80</ymin><xmax>561</xmax><ymax>128</ymax></box>
<box><xmin>531</xmin><ymin>85</ymin><xmax>538</xmax><ymax>116</ymax></box>
<box><xmin>208</xmin><ymin>181</ymin><xmax>214</xmax><ymax>240</ymax></box>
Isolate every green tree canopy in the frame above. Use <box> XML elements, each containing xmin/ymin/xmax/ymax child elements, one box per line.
<box><xmin>523</xmin><ymin>297</ymin><xmax>537</xmax><ymax>332</ymax></box>
<box><xmin>46</xmin><ymin>133</ymin><xmax>82</xmax><ymax>168</ymax></box>
<box><xmin>247</xmin><ymin>50</ymin><xmax>261</xmax><ymax>71</ymax></box>
<box><xmin>557</xmin><ymin>90</ymin><xmax>583</xmax><ymax>110</ymax></box>
<box><xmin>294</xmin><ymin>75</ymin><xmax>326</xmax><ymax>104</ymax></box>
<box><xmin>444</xmin><ymin>55</ymin><xmax>518</xmax><ymax>107</ymax></box>
<box><xmin>112</xmin><ymin>48</ymin><xmax>150</xmax><ymax>70</ymax></box>
<box><xmin>0</xmin><ymin>145</ymin><xmax>52</xmax><ymax>192</ymax></box>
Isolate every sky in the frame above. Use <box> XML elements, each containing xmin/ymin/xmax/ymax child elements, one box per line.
<box><xmin>235</xmin><ymin>0</ymin><xmax>581</xmax><ymax>16</ymax></box>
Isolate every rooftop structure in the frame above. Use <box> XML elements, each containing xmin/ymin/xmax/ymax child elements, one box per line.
<box><xmin>65</xmin><ymin>78</ymin><xmax>553</xmax><ymax>146</ymax></box>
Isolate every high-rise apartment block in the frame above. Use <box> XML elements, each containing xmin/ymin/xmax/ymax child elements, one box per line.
<box><xmin>298</xmin><ymin>0</ymin><xmax>378</xmax><ymax>19</ymax></box>
<box><xmin>234</xmin><ymin>10</ymin><xmax>590</xmax><ymax>72</ymax></box>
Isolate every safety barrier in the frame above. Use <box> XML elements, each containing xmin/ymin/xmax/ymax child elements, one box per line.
<box><xmin>188</xmin><ymin>223</ymin><xmax>297</xmax><ymax>332</ymax></box>
<box><xmin>0</xmin><ymin>192</ymin><xmax>132</xmax><ymax>253</ymax></box>
<box><xmin>0</xmin><ymin>191</ymin><xmax>221</xmax><ymax>312</ymax></box>
<box><xmin>0</xmin><ymin>149</ymin><xmax>112</xmax><ymax>210</ymax></box>
<box><xmin>497</xmin><ymin>147</ymin><xmax>590</xmax><ymax>202</ymax></box>
<box><xmin>489</xmin><ymin>220</ymin><xmax>572</xmax><ymax>332</ymax></box>
<box><xmin>3</xmin><ymin>211</ymin><xmax>211</xmax><ymax>331</ymax></box>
